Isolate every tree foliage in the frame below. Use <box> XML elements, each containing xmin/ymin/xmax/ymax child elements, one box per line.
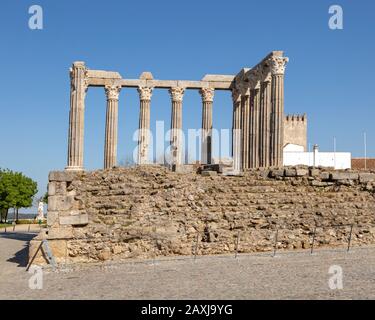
<box><xmin>0</xmin><ymin>169</ymin><xmax>38</xmax><ymax>222</ymax></box>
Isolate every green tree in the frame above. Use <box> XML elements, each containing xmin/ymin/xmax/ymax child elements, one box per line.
<box><xmin>0</xmin><ymin>169</ymin><xmax>38</xmax><ymax>222</ymax></box>
<box><xmin>42</xmin><ymin>191</ymin><xmax>48</xmax><ymax>204</ymax></box>
<box><xmin>0</xmin><ymin>169</ymin><xmax>17</xmax><ymax>222</ymax></box>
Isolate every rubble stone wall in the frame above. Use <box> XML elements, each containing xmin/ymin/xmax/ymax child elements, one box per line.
<box><xmin>29</xmin><ymin>165</ymin><xmax>375</xmax><ymax>265</ymax></box>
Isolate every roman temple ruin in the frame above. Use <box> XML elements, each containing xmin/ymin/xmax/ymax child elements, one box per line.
<box><xmin>67</xmin><ymin>51</ymin><xmax>290</xmax><ymax>172</ymax></box>
<box><xmin>28</xmin><ymin>51</ymin><xmax>375</xmax><ymax>266</ymax></box>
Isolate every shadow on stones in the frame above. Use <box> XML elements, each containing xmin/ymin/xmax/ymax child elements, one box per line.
<box><xmin>1</xmin><ymin>232</ymin><xmax>37</xmax><ymax>267</ymax></box>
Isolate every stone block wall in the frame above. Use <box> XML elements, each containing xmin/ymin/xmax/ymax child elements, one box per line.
<box><xmin>29</xmin><ymin>165</ymin><xmax>375</xmax><ymax>266</ymax></box>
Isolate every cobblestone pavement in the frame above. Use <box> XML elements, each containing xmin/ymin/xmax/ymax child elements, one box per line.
<box><xmin>1</xmin><ymin>232</ymin><xmax>375</xmax><ymax>299</ymax></box>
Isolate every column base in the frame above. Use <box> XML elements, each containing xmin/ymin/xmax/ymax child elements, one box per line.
<box><xmin>65</xmin><ymin>166</ymin><xmax>84</xmax><ymax>171</ymax></box>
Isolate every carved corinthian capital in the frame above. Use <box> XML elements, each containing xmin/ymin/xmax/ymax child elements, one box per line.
<box><xmin>231</xmin><ymin>88</ymin><xmax>241</xmax><ymax>103</ymax></box>
<box><xmin>169</xmin><ymin>87</ymin><xmax>185</xmax><ymax>102</ymax></box>
<box><xmin>269</xmin><ymin>56</ymin><xmax>289</xmax><ymax>75</ymax></box>
<box><xmin>260</xmin><ymin>63</ymin><xmax>272</xmax><ymax>83</ymax></box>
<box><xmin>199</xmin><ymin>88</ymin><xmax>215</xmax><ymax>103</ymax></box>
<box><xmin>137</xmin><ymin>86</ymin><xmax>153</xmax><ymax>101</ymax></box>
<box><xmin>104</xmin><ymin>85</ymin><xmax>121</xmax><ymax>100</ymax></box>
<box><xmin>70</xmin><ymin>61</ymin><xmax>89</xmax><ymax>93</ymax></box>
<box><xmin>238</xmin><ymin>83</ymin><xmax>250</xmax><ymax>97</ymax></box>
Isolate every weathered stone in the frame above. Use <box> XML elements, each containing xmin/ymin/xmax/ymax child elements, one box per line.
<box><xmin>48</xmin><ymin>227</ymin><xmax>74</xmax><ymax>239</ymax></box>
<box><xmin>49</xmin><ymin>171</ymin><xmax>75</xmax><ymax>182</ymax></box>
<box><xmin>284</xmin><ymin>168</ymin><xmax>297</xmax><ymax>177</ymax></box>
<box><xmin>98</xmin><ymin>248</ymin><xmax>111</xmax><ymax>261</ymax></box>
<box><xmin>48</xmin><ymin>195</ymin><xmax>75</xmax><ymax>211</ymax></box>
<box><xmin>47</xmin><ymin>211</ymin><xmax>59</xmax><ymax>227</ymax></box>
<box><xmin>202</xmin><ymin>164</ymin><xmax>223</xmax><ymax>173</ymax></box>
<box><xmin>59</xmin><ymin>213</ymin><xmax>88</xmax><ymax>226</ymax></box>
<box><xmin>320</xmin><ymin>172</ymin><xmax>330</xmax><ymax>180</ymax></box>
<box><xmin>330</xmin><ymin>172</ymin><xmax>359</xmax><ymax>181</ymax></box>
<box><xmin>311</xmin><ymin>181</ymin><xmax>334</xmax><ymax>187</ymax></box>
<box><xmin>201</xmin><ymin>170</ymin><xmax>217</xmax><ymax>177</ymax></box>
<box><xmin>309</xmin><ymin>168</ymin><xmax>320</xmax><ymax>177</ymax></box>
<box><xmin>32</xmin><ymin>165</ymin><xmax>375</xmax><ymax>266</ymax></box>
<box><xmin>172</xmin><ymin>164</ymin><xmax>196</xmax><ymax>174</ymax></box>
<box><xmin>359</xmin><ymin>173</ymin><xmax>375</xmax><ymax>183</ymax></box>
<box><xmin>269</xmin><ymin>169</ymin><xmax>284</xmax><ymax>178</ymax></box>
<box><xmin>296</xmin><ymin>169</ymin><xmax>309</xmax><ymax>176</ymax></box>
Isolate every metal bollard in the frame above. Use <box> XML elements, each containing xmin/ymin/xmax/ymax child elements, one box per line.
<box><xmin>347</xmin><ymin>224</ymin><xmax>354</xmax><ymax>252</ymax></box>
<box><xmin>194</xmin><ymin>233</ymin><xmax>199</xmax><ymax>262</ymax></box>
<box><xmin>235</xmin><ymin>231</ymin><xmax>240</xmax><ymax>259</ymax></box>
<box><xmin>310</xmin><ymin>226</ymin><xmax>317</xmax><ymax>254</ymax></box>
<box><xmin>272</xmin><ymin>228</ymin><xmax>279</xmax><ymax>257</ymax></box>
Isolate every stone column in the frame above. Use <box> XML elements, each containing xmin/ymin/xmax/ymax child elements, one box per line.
<box><xmin>241</xmin><ymin>87</ymin><xmax>250</xmax><ymax>170</ymax></box>
<box><xmin>232</xmin><ymin>88</ymin><xmax>242</xmax><ymax>172</ymax></box>
<box><xmin>259</xmin><ymin>76</ymin><xmax>272</xmax><ymax>167</ymax></box>
<box><xmin>200</xmin><ymin>88</ymin><xmax>214</xmax><ymax>164</ymax></box>
<box><xmin>253</xmin><ymin>87</ymin><xmax>260</xmax><ymax>168</ymax></box>
<box><xmin>169</xmin><ymin>87</ymin><xmax>185</xmax><ymax>166</ymax></box>
<box><xmin>104</xmin><ymin>85</ymin><xmax>121</xmax><ymax>169</ymax></box>
<box><xmin>137</xmin><ymin>86</ymin><xmax>153</xmax><ymax>165</ymax></box>
<box><xmin>66</xmin><ymin>61</ymin><xmax>88</xmax><ymax>171</ymax></box>
<box><xmin>270</xmin><ymin>56</ymin><xmax>288</xmax><ymax>167</ymax></box>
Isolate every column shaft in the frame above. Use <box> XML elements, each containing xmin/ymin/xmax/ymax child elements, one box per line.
<box><xmin>260</xmin><ymin>81</ymin><xmax>271</xmax><ymax>167</ymax></box>
<box><xmin>232</xmin><ymin>89</ymin><xmax>242</xmax><ymax>172</ymax></box>
<box><xmin>241</xmin><ymin>93</ymin><xmax>250</xmax><ymax>169</ymax></box>
<box><xmin>270</xmin><ymin>74</ymin><xmax>285</xmax><ymax>166</ymax></box>
<box><xmin>104</xmin><ymin>85</ymin><xmax>120</xmax><ymax>169</ymax></box>
<box><xmin>254</xmin><ymin>88</ymin><xmax>260</xmax><ymax>168</ymax></box>
<box><xmin>200</xmin><ymin>88</ymin><xmax>214</xmax><ymax>164</ymax></box>
<box><xmin>169</xmin><ymin>87</ymin><xmax>185</xmax><ymax>166</ymax></box>
<box><xmin>270</xmin><ymin>55</ymin><xmax>288</xmax><ymax>167</ymax></box>
<box><xmin>137</xmin><ymin>87</ymin><xmax>153</xmax><ymax>165</ymax></box>
<box><xmin>66</xmin><ymin>61</ymin><xmax>87</xmax><ymax>170</ymax></box>
<box><xmin>171</xmin><ymin>101</ymin><xmax>183</xmax><ymax>164</ymax></box>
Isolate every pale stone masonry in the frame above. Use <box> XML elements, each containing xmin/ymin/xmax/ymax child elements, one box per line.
<box><xmin>137</xmin><ymin>86</ymin><xmax>153</xmax><ymax>164</ymax></box>
<box><xmin>66</xmin><ymin>61</ymin><xmax>87</xmax><ymax>171</ymax></box>
<box><xmin>231</xmin><ymin>89</ymin><xmax>242</xmax><ymax>172</ymax></box>
<box><xmin>200</xmin><ymin>88</ymin><xmax>214</xmax><ymax>164</ymax></box>
<box><xmin>104</xmin><ymin>85</ymin><xmax>121</xmax><ymax>169</ymax></box>
<box><xmin>169</xmin><ymin>87</ymin><xmax>185</xmax><ymax>165</ymax></box>
<box><xmin>65</xmin><ymin>51</ymin><xmax>289</xmax><ymax>172</ymax></box>
<box><xmin>30</xmin><ymin>166</ymin><xmax>375</xmax><ymax>265</ymax></box>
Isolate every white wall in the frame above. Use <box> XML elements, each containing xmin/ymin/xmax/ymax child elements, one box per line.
<box><xmin>283</xmin><ymin>151</ymin><xmax>351</xmax><ymax>169</ymax></box>
<box><xmin>284</xmin><ymin>143</ymin><xmax>304</xmax><ymax>152</ymax></box>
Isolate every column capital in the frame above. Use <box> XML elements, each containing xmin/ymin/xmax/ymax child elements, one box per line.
<box><xmin>137</xmin><ymin>86</ymin><xmax>153</xmax><ymax>101</ymax></box>
<box><xmin>70</xmin><ymin>62</ymin><xmax>89</xmax><ymax>92</ymax></box>
<box><xmin>169</xmin><ymin>87</ymin><xmax>185</xmax><ymax>102</ymax></box>
<box><xmin>260</xmin><ymin>65</ymin><xmax>272</xmax><ymax>83</ymax></box>
<box><xmin>247</xmin><ymin>66</ymin><xmax>261</xmax><ymax>89</ymax></box>
<box><xmin>199</xmin><ymin>87</ymin><xmax>214</xmax><ymax>103</ymax></box>
<box><xmin>269</xmin><ymin>56</ymin><xmax>289</xmax><ymax>75</ymax></box>
<box><xmin>231</xmin><ymin>88</ymin><xmax>241</xmax><ymax>103</ymax></box>
<box><xmin>104</xmin><ymin>85</ymin><xmax>121</xmax><ymax>101</ymax></box>
<box><xmin>239</xmin><ymin>84</ymin><xmax>250</xmax><ymax>97</ymax></box>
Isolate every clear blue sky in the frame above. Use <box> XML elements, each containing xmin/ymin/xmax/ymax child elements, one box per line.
<box><xmin>1</xmin><ymin>0</ymin><xmax>375</xmax><ymax>210</ymax></box>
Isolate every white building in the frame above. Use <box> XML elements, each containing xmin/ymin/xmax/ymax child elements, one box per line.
<box><xmin>283</xmin><ymin>143</ymin><xmax>351</xmax><ymax>169</ymax></box>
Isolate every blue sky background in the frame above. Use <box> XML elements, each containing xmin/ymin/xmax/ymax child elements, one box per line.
<box><xmin>0</xmin><ymin>0</ymin><xmax>374</xmax><ymax>212</ymax></box>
